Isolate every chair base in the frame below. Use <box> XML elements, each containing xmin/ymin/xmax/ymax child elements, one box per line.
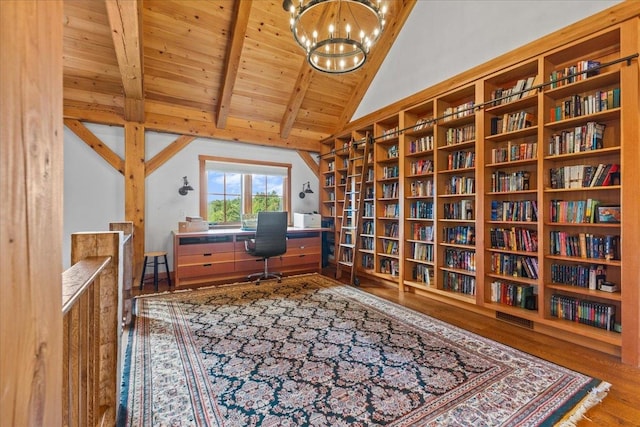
<box><xmin>248</xmin><ymin>258</ymin><xmax>282</xmax><ymax>284</ymax></box>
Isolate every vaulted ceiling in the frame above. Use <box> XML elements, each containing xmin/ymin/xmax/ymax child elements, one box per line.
<box><xmin>62</xmin><ymin>0</ymin><xmax>416</xmax><ymax>152</ymax></box>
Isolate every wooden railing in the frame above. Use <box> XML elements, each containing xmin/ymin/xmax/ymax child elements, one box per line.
<box><xmin>62</xmin><ymin>256</ymin><xmax>112</xmax><ymax>426</ymax></box>
<box><xmin>62</xmin><ymin>223</ymin><xmax>134</xmax><ymax>426</ymax></box>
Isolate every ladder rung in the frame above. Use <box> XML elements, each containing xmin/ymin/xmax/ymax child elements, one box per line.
<box><xmin>338</xmin><ymin>261</ymin><xmax>353</xmax><ymax>267</ymax></box>
<box><xmin>342</xmin><ymin>226</ymin><xmax>356</xmax><ymax>230</ymax></box>
<box><xmin>339</xmin><ymin>243</ymin><xmax>355</xmax><ymax>248</ymax></box>
<box><xmin>347</xmin><ymin>174</ymin><xmax>362</xmax><ymax>178</ymax></box>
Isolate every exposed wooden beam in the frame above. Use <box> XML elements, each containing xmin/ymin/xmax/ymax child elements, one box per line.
<box><xmin>105</xmin><ymin>0</ymin><xmax>144</xmax><ymax>122</ymax></box>
<box><xmin>64</xmin><ymin>119</ymin><xmax>125</xmax><ymax>175</ymax></box>
<box><xmin>146</xmin><ymin>135</ymin><xmax>196</xmax><ymax>177</ymax></box>
<box><xmin>216</xmin><ymin>0</ymin><xmax>252</xmax><ymax>129</ymax></box>
<box><xmin>280</xmin><ymin>63</ymin><xmax>314</xmax><ymax>139</ymax></box>
<box><xmin>335</xmin><ymin>0</ymin><xmax>417</xmax><ymax>131</ymax></box>
<box><xmin>297</xmin><ymin>150</ymin><xmax>319</xmax><ymax>179</ymax></box>
<box><xmin>146</xmin><ymin>111</ymin><xmax>323</xmax><ymax>152</ymax></box>
<box><xmin>124</xmin><ymin>122</ymin><xmax>145</xmax><ymax>280</ymax></box>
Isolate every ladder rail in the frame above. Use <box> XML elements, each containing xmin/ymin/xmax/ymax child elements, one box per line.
<box><xmin>335</xmin><ymin>134</ymin><xmax>372</xmax><ymax>285</ymax></box>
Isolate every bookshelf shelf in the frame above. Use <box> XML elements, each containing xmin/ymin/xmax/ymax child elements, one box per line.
<box><xmin>319</xmin><ymin>12</ymin><xmax>638</xmax><ymax>365</ymax></box>
<box><xmin>546</xmin><ymin>282</ymin><xmax>622</xmax><ymax>301</ymax></box>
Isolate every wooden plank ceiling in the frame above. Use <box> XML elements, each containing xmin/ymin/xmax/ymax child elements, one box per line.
<box><xmin>62</xmin><ymin>0</ymin><xmax>416</xmax><ymax>152</ymax></box>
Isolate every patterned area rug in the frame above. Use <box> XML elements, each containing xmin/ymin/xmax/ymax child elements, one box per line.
<box><xmin>119</xmin><ymin>273</ymin><xmax>609</xmax><ymax>426</ymax></box>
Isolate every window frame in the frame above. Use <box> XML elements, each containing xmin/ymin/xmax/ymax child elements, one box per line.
<box><xmin>198</xmin><ymin>155</ymin><xmax>292</xmax><ymax>225</ymax></box>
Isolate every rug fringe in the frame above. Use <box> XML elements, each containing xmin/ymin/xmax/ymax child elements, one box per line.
<box><xmin>555</xmin><ymin>381</ymin><xmax>611</xmax><ymax>427</ymax></box>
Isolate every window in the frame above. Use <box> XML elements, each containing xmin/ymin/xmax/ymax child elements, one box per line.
<box><xmin>199</xmin><ymin>155</ymin><xmax>291</xmax><ymax>224</ymax></box>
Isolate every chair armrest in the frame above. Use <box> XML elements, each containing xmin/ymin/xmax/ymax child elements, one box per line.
<box><xmin>245</xmin><ymin>239</ymin><xmax>256</xmax><ymax>251</ymax></box>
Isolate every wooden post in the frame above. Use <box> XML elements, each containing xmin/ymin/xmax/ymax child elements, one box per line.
<box><xmin>125</xmin><ymin>122</ymin><xmax>146</xmax><ymax>280</ymax></box>
<box><xmin>0</xmin><ymin>1</ymin><xmax>64</xmax><ymax>425</ymax></box>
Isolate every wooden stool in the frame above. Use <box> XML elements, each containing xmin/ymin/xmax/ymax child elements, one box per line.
<box><xmin>140</xmin><ymin>251</ymin><xmax>172</xmax><ymax>291</ymax></box>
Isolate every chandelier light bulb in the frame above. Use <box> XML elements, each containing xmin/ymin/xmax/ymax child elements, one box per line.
<box><xmin>346</xmin><ymin>24</ymin><xmax>351</xmax><ymax>39</ymax></box>
<box><xmin>340</xmin><ymin>59</ymin><xmax>346</xmax><ymax>69</ymax></box>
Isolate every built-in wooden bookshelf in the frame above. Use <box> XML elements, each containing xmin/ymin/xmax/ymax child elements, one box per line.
<box><xmin>319</xmin><ymin>11</ymin><xmax>639</xmax><ymax>365</ymax></box>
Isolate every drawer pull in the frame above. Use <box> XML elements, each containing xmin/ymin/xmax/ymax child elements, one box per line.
<box><xmin>203</xmin><ymin>263</ymin><xmax>212</xmax><ymax>267</ymax></box>
<box><xmin>204</xmin><ymin>253</ymin><xmax>212</xmax><ymax>256</ymax></box>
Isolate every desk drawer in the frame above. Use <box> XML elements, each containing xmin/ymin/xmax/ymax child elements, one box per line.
<box><xmin>178</xmin><ymin>252</ymin><xmax>234</xmax><ymax>265</ymax></box>
<box><xmin>178</xmin><ymin>261</ymin><xmax>235</xmax><ymax>279</ymax></box>
<box><xmin>178</xmin><ymin>241</ymin><xmax>234</xmax><ymax>256</ymax></box>
<box><xmin>280</xmin><ymin>252</ymin><xmax>321</xmax><ymax>267</ymax></box>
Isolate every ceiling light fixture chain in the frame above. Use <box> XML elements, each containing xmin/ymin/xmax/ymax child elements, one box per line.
<box><xmin>284</xmin><ymin>0</ymin><xmax>387</xmax><ymax>74</ymax></box>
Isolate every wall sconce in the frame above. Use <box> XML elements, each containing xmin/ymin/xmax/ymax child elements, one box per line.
<box><xmin>178</xmin><ymin>176</ymin><xmax>194</xmax><ymax>196</ymax></box>
<box><xmin>298</xmin><ymin>181</ymin><xmax>314</xmax><ymax>198</ymax></box>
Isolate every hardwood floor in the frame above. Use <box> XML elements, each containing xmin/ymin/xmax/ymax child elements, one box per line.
<box><xmin>132</xmin><ymin>271</ymin><xmax>640</xmax><ymax>426</ymax></box>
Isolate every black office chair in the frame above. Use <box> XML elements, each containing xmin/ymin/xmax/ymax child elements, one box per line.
<box><xmin>245</xmin><ymin>211</ymin><xmax>288</xmax><ymax>284</ymax></box>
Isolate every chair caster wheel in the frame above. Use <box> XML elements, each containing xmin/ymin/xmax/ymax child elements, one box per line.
<box><xmin>354</xmin><ymin>277</ymin><xmax>360</xmax><ymax>286</ymax></box>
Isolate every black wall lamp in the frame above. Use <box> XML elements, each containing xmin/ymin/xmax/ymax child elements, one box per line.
<box><xmin>178</xmin><ymin>176</ymin><xmax>194</xmax><ymax>196</ymax></box>
<box><xmin>298</xmin><ymin>181</ymin><xmax>314</xmax><ymax>198</ymax></box>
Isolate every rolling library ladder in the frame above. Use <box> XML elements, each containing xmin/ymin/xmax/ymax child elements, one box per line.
<box><xmin>335</xmin><ymin>135</ymin><xmax>373</xmax><ymax>285</ymax></box>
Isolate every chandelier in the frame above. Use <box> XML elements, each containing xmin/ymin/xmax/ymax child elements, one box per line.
<box><xmin>285</xmin><ymin>0</ymin><xmax>387</xmax><ymax>74</ymax></box>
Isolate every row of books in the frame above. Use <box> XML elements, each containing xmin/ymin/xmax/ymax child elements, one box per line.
<box><xmin>547</xmin><ymin>122</ymin><xmax>605</xmax><ymax>155</ymax></box>
<box><xmin>549</xmin><ymin>88</ymin><xmax>620</xmax><ymax>122</ymax></box>
<box><xmin>381</xmin><ymin>182</ymin><xmax>399</xmax><ymax>199</ymax></box>
<box><xmin>386</xmin><ymin>144</ymin><xmax>399</xmax><ymax>159</ymax></box>
<box><xmin>548</xmin><ymin>59</ymin><xmax>600</xmax><ymax>88</ymax></box>
<box><xmin>409</xmin><ymin>180</ymin><xmax>434</xmax><ymax>197</ymax></box>
<box><xmin>411</xmin><ymin>242</ymin><xmax>434</xmax><ymax>262</ymax></box>
<box><xmin>550</xmin><ymin>263</ymin><xmax>607</xmax><ymax>290</ymax></box>
<box><xmin>442</xmin><ymin>271</ymin><xmax>476</xmax><ymax>296</ymax></box>
<box><xmin>489</xmin><ymin>227</ymin><xmax>538</xmax><ymax>252</ymax></box>
<box><xmin>409</xmin><ymin>159</ymin><xmax>433</xmax><ymax>175</ymax></box>
<box><xmin>412</xmin><ymin>117</ymin><xmax>435</xmax><ymax>132</ymax></box>
<box><xmin>447</xmin><ymin>150</ymin><xmax>475</xmax><ymax>170</ymax></box>
<box><xmin>490</xmin><ymin>200</ymin><xmax>538</xmax><ymax>222</ymax></box>
<box><xmin>384</xmin><ymin>222</ymin><xmax>399</xmax><ymax>237</ymax></box>
<box><xmin>548</xmin><ymin>163</ymin><xmax>619</xmax><ymax>189</ymax></box>
<box><xmin>549</xmin><ymin>231</ymin><xmax>620</xmax><ymax>260</ymax></box>
<box><xmin>382</xmin><ymin>165</ymin><xmax>399</xmax><ymax>179</ymax></box>
<box><xmin>490</xmin><ymin>253</ymin><xmax>539</xmax><ymax>279</ymax></box>
<box><xmin>490</xmin><ymin>142</ymin><xmax>537</xmax><ymax>164</ymax></box>
<box><xmin>381</xmin><ymin>126</ymin><xmax>400</xmax><ymax>140</ymax></box>
<box><xmin>549</xmin><ymin>199</ymin><xmax>600</xmax><ymax>224</ymax></box>
<box><xmin>360</xmin><ymin>236</ymin><xmax>374</xmax><ymax>250</ymax></box>
<box><xmin>443</xmin><ymin>226</ymin><xmax>476</xmax><ymax>246</ymax></box>
<box><xmin>489</xmin><ymin>280</ymin><xmax>536</xmax><ymax>309</ymax></box>
<box><xmin>443</xmin><ymin>101</ymin><xmax>475</xmax><ymax>121</ymax></box>
<box><xmin>444</xmin><ymin>176</ymin><xmax>475</xmax><ymax>195</ymax></box>
<box><xmin>412</xmin><ymin>264</ymin><xmax>432</xmax><ymax>285</ymax></box>
<box><xmin>549</xmin><ymin>294</ymin><xmax>615</xmax><ymax>331</ymax></box>
<box><xmin>382</xmin><ymin>203</ymin><xmax>399</xmax><ymax>218</ymax></box>
<box><xmin>361</xmin><ymin>220</ymin><xmax>374</xmax><ymax>235</ymax></box>
<box><xmin>361</xmin><ymin>253</ymin><xmax>374</xmax><ymax>269</ymax></box>
<box><xmin>363</xmin><ymin>202</ymin><xmax>374</xmax><ymax>218</ymax></box>
<box><xmin>445</xmin><ymin>124</ymin><xmax>475</xmax><ymax>145</ymax></box>
<box><xmin>408</xmin><ymin>135</ymin><xmax>434</xmax><ymax>153</ymax></box>
<box><xmin>490</xmin><ymin>170</ymin><xmax>531</xmax><ymax>192</ymax></box>
<box><xmin>409</xmin><ymin>201</ymin><xmax>434</xmax><ymax>219</ymax></box>
<box><xmin>489</xmin><ymin>111</ymin><xmax>535</xmax><ymax>135</ymax></box>
<box><xmin>444</xmin><ymin>248</ymin><xmax>476</xmax><ymax>272</ymax></box>
<box><xmin>411</xmin><ymin>223</ymin><xmax>434</xmax><ymax>241</ymax></box>
<box><xmin>490</xmin><ymin>76</ymin><xmax>536</xmax><ymax>106</ymax></box>
<box><xmin>443</xmin><ymin>199</ymin><xmax>474</xmax><ymax>220</ymax></box>
<box><xmin>379</xmin><ymin>258</ymin><xmax>399</xmax><ymax>276</ymax></box>
<box><xmin>324</xmin><ymin>175</ymin><xmax>335</xmax><ymax>186</ymax></box>
<box><xmin>340</xmin><ymin>247</ymin><xmax>353</xmax><ymax>264</ymax></box>
<box><xmin>381</xmin><ymin>239</ymin><xmax>399</xmax><ymax>255</ymax></box>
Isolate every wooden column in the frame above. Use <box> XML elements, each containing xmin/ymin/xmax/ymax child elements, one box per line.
<box><xmin>125</xmin><ymin>122</ymin><xmax>146</xmax><ymax>279</ymax></box>
<box><xmin>0</xmin><ymin>1</ymin><xmax>64</xmax><ymax>425</ymax></box>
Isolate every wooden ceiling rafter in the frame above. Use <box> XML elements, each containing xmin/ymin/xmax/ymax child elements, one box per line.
<box><xmin>146</xmin><ymin>135</ymin><xmax>196</xmax><ymax>176</ymax></box>
<box><xmin>216</xmin><ymin>0</ymin><xmax>252</xmax><ymax>129</ymax></box>
<box><xmin>105</xmin><ymin>0</ymin><xmax>144</xmax><ymax>122</ymax></box>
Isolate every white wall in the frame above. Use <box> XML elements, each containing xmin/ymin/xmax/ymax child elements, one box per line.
<box><xmin>354</xmin><ymin>0</ymin><xmax>622</xmax><ymax>119</ymax></box>
<box><xmin>63</xmin><ymin>126</ymin><xmax>319</xmax><ymax>269</ymax></box>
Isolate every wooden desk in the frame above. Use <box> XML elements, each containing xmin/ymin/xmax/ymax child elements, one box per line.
<box><xmin>172</xmin><ymin>227</ymin><xmax>326</xmax><ymax>288</ymax></box>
